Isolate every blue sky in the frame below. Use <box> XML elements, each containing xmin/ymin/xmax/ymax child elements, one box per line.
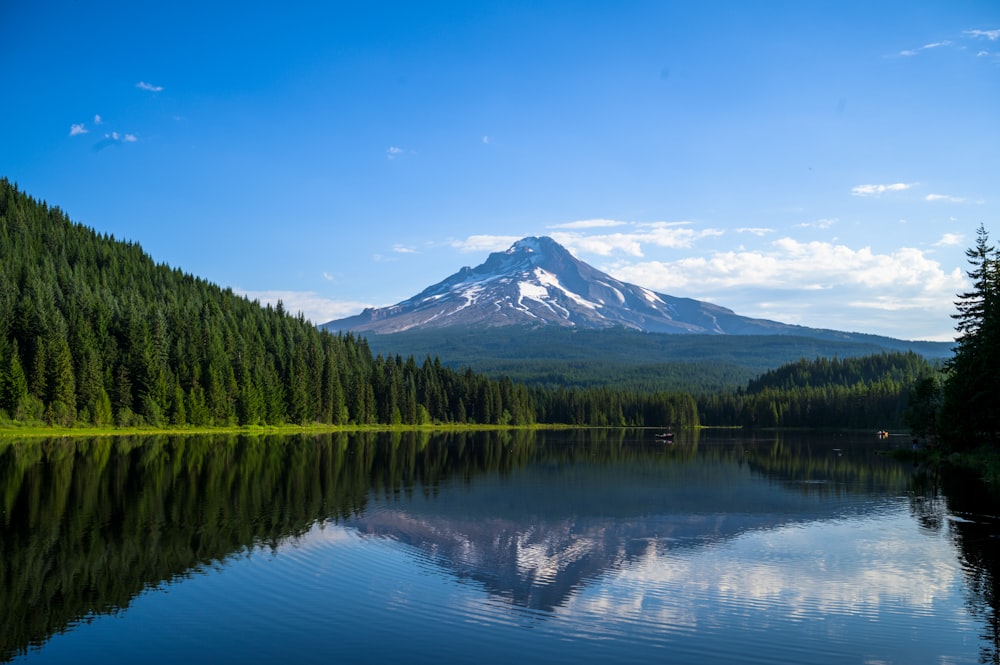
<box><xmin>2</xmin><ymin>1</ymin><xmax>998</xmax><ymax>341</ymax></box>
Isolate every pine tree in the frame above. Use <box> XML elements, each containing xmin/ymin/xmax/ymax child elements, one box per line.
<box><xmin>1</xmin><ymin>340</ymin><xmax>29</xmax><ymax>416</ymax></box>
<box><xmin>941</xmin><ymin>225</ymin><xmax>1000</xmax><ymax>445</ymax></box>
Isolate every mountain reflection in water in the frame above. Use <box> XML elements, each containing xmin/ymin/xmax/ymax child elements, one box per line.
<box><xmin>1</xmin><ymin>429</ymin><xmax>998</xmax><ymax>664</ymax></box>
<box><xmin>346</xmin><ymin>438</ymin><xmax>900</xmax><ymax>614</ymax></box>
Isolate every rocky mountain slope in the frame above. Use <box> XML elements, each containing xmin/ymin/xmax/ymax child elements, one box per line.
<box><xmin>323</xmin><ymin>236</ymin><xmax>842</xmax><ymax>337</ymax></box>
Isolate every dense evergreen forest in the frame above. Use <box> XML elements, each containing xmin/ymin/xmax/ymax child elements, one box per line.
<box><xmin>3</xmin><ymin>178</ymin><xmax>976</xmax><ymax>434</ymax></box>
<box><xmin>0</xmin><ymin>179</ymin><xmax>699</xmax><ymax>429</ymax></box>
<box><xmin>362</xmin><ymin>327</ymin><xmax>951</xmax><ymax>394</ymax></box>
<box><xmin>697</xmin><ymin>352</ymin><xmax>938</xmax><ymax>430</ymax></box>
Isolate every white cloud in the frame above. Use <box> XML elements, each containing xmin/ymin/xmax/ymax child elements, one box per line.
<box><xmin>898</xmin><ymin>40</ymin><xmax>952</xmax><ymax>56</ymax></box>
<box><xmin>387</xmin><ymin>146</ymin><xmax>405</xmax><ymax>160</ymax></box>
<box><xmin>925</xmin><ymin>193</ymin><xmax>964</xmax><ymax>203</ymax></box>
<box><xmin>796</xmin><ymin>218</ymin><xmax>837</xmax><ymax>230</ymax></box>
<box><xmin>234</xmin><ymin>289</ymin><xmax>371</xmax><ymax>324</ymax></box>
<box><xmin>136</xmin><ymin>81</ymin><xmax>164</xmax><ymax>92</ymax></box>
<box><xmin>553</xmin><ymin>232</ymin><xmax>646</xmax><ymax>257</ymax></box>
<box><xmin>965</xmin><ymin>29</ymin><xmax>1000</xmax><ymax>41</ymax></box>
<box><xmin>451</xmin><ymin>235</ymin><xmax>523</xmax><ymax>253</ymax></box>
<box><xmin>94</xmin><ymin>114</ymin><xmax>103</xmax><ymax>125</ymax></box>
<box><xmin>482</xmin><ymin>135</ymin><xmax>490</xmax><ymax>144</ymax></box>
<box><xmin>602</xmin><ymin>238</ymin><xmax>964</xmax><ymax>340</ymax></box>
<box><xmin>935</xmin><ymin>233</ymin><xmax>963</xmax><ymax>247</ymax></box>
<box><xmin>736</xmin><ymin>227</ymin><xmax>774</xmax><ymax>236</ymax></box>
<box><xmin>548</xmin><ymin>219</ymin><xmax>629</xmax><ymax>230</ymax></box>
<box><xmin>551</xmin><ymin>221</ymin><xmax>723</xmax><ymax>258</ymax></box>
<box><xmin>322</xmin><ymin>272</ymin><xmax>335</xmax><ymax>282</ymax></box>
<box><xmin>445</xmin><ymin>227</ymin><xmax>963</xmax><ymax>338</ymax></box>
<box><xmin>392</xmin><ymin>244</ymin><xmax>417</xmax><ymax>254</ymax></box>
<box><xmin>123</xmin><ymin>134</ymin><xmax>138</xmax><ymax>143</ymax></box>
<box><xmin>851</xmin><ymin>183</ymin><xmax>914</xmax><ymax>197</ymax></box>
<box><xmin>69</xmin><ymin>123</ymin><xmax>88</xmax><ymax>136</ymax></box>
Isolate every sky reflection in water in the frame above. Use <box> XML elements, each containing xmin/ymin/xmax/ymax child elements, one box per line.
<box><xmin>3</xmin><ymin>430</ymin><xmax>996</xmax><ymax>665</ymax></box>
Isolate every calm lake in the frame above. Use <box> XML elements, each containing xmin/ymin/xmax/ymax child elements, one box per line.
<box><xmin>2</xmin><ymin>429</ymin><xmax>999</xmax><ymax>664</ymax></box>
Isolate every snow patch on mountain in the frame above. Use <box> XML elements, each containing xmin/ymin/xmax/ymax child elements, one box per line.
<box><xmin>533</xmin><ymin>268</ymin><xmax>600</xmax><ymax>310</ymax></box>
<box><xmin>321</xmin><ymin>235</ymin><xmax>823</xmax><ymax>336</ymax></box>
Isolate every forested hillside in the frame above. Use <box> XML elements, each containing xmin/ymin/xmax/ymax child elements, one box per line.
<box><xmin>697</xmin><ymin>352</ymin><xmax>939</xmax><ymax>430</ymax></box>
<box><xmin>362</xmin><ymin>327</ymin><xmax>951</xmax><ymax>394</ymax></box>
<box><xmin>0</xmin><ymin>179</ymin><xmax>699</xmax><ymax>429</ymax></box>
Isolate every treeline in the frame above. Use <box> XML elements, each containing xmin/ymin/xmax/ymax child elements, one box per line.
<box><xmin>697</xmin><ymin>352</ymin><xmax>937</xmax><ymax>429</ymax></box>
<box><xmin>532</xmin><ymin>387</ymin><xmax>699</xmax><ymax>427</ymax></box>
<box><xmin>0</xmin><ymin>179</ymin><xmax>698</xmax><ymax>429</ymax></box>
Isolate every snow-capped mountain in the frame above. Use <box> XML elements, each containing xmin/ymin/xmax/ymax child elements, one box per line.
<box><xmin>322</xmin><ymin>236</ymin><xmax>821</xmax><ymax>335</ymax></box>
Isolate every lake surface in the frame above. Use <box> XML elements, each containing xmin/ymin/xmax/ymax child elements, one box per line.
<box><xmin>2</xmin><ymin>429</ymin><xmax>999</xmax><ymax>664</ymax></box>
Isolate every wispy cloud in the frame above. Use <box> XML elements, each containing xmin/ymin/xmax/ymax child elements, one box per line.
<box><xmin>233</xmin><ymin>289</ymin><xmax>371</xmax><ymax>325</ymax></box>
<box><xmin>136</xmin><ymin>81</ymin><xmax>164</xmax><ymax>92</ymax></box>
<box><xmin>74</xmin><ymin>113</ymin><xmax>137</xmax><ymax>146</ymax></box>
<box><xmin>92</xmin><ymin>131</ymin><xmax>138</xmax><ymax>151</ymax></box>
<box><xmin>453</xmin><ymin>221</ymin><xmax>721</xmax><ymax>259</ymax></box>
<box><xmin>552</xmin><ymin>221</ymin><xmax>722</xmax><ymax>258</ymax></box>
<box><xmin>899</xmin><ymin>41</ymin><xmax>951</xmax><ymax>56</ymax></box>
<box><xmin>444</xmin><ymin>226</ymin><xmax>961</xmax><ymax>339</ymax></box>
<box><xmin>925</xmin><ymin>193</ymin><xmax>965</xmax><ymax>203</ymax></box>
<box><xmin>736</xmin><ymin>227</ymin><xmax>774</xmax><ymax>236</ymax></box>
<box><xmin>387</xmin><ymin>146</ymin><xmax>406</xmax><ymax>160</ymax></box>
<box><xmin>548</xmin><ymin>219</ymin><xmax>629</xmax><ymax>230</ymax></box>
<box><xmin>965</xmin><ymin>28</ymin><xmax>1000</xmax><ymax>41</ymax></box>
<box><xmin>851</xmin><ymin>182</ymin><xmax>914</xmax><ymax>197</ymax></box>
<box><xmin>451</xmin><ymin>235</ymin><xmax>523</xmax><ymax>253</ymax></box>
<box><xmin>935</xmin><ymin>233</ymin><xmax>964</xmax><ymax>247</ymax></box>
<box><xmin>392</xmin><ymin>244</ymin><xmax>418</xmax><ymax>254</ymax></box>
<box><xmin>603</xmin><ymin>238</ymin><xmax>963</xmax><ymax>340</ymax></box>
<box><xmin>796</xmin><ymin>218</ymin><xmax>838</xmax><ymax>230</ymax></box>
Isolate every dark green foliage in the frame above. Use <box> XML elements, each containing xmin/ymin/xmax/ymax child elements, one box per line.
<box><xmin>0</xmin><ymin>178</ymin><xmax>694</xmax><ymax>429</ymax></box>
<box><xmin>940</xmin><ymin>225</ymin><xmax>1000</xmax><ymax>447</ymax></box>
<box><xmin>361</xmin><ymin>326</ymin><xmax>952</xmax><ymax>394</ymax></box>
<box><xmin>698</xmin><ymin>352</ymin><xmax>938</xmax><ymax>430</ymax></box>
<box><xmin>905</xmin><ymin>374</ymin><xmax>942</xmax><ymax>440</ymax></box>
<box><xmin>0</xmin><ymin>430</ymin><xmax>928</xmax><ymax>660</ymax></box>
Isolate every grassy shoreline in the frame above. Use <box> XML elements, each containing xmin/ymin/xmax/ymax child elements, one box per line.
<box><xmin>0</xmin><ymin>422</ymin><xmax>595</xmax><ymax>440</ymax></box>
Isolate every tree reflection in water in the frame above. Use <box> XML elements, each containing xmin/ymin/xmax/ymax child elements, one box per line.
<box><xmin>1</xmin><ymin>430</ymin><xmax>998</xmax><ymax>663</ymax></box>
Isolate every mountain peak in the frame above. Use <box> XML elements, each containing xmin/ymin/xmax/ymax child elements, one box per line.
<box><xmin>507</xmin><ymin>236</ymin><xmax>558</xmax><ymax>254</ymax></box>
<box><xmin>322</xmin><ymin>236</ymin><xmax>803</xmax><ymax>335</ymax></box>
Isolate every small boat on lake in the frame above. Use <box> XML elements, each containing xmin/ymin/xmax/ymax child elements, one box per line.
<box><xmin>655</xmin><ymin>431</ymin><xmax>674</xmax><ymax>441</ymax></box>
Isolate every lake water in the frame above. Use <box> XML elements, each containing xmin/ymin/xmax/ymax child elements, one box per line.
<box><xmin>2</xmin><ymin>429</ymin><xmax>999</xmax><ymax>664</ymax></box>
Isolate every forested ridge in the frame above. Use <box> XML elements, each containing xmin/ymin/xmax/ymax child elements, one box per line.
<box><xmin>697</xmin><ymin>352</ymin><xmax>938</xmax><ymax>430</ymax></box>
<box><xmin>2</xmin><ymin>178</ymin><xmax>969</xmax><ymax>433</ymax></box>
<box><xmin>0</xmin><ymin>179</ymin><xmax>700</xmax><ymax>428</ymax></box>
<box><xmin>362</xmin><ymin>327</ymin><xmax>951</xmax><ymax>394</ymax></box>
